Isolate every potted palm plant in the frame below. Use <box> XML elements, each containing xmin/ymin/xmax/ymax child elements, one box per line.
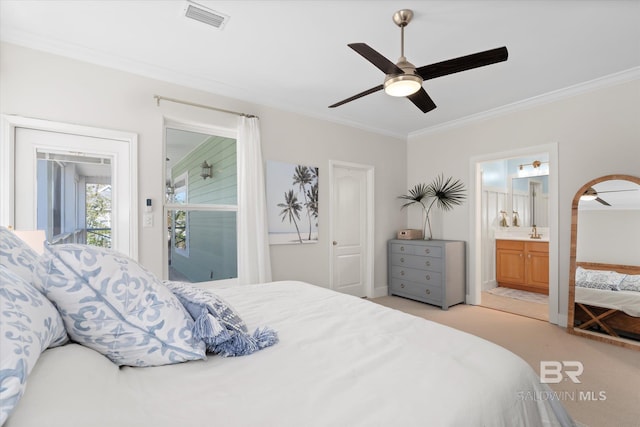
<box><xmin>399</xmin><ymin>174</ymin><xmax>467</xmax><ymax>240</ymax></box>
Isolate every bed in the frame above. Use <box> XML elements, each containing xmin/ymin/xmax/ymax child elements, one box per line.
<box><xmin>1</xmin><ymin>229</ymin><xmax>575</xmax><ymax>427</ymax></box>
<box><xmin>573</xmin><ymin>262</ymin><xmax>640</xmax><ymax>340</ymax></box>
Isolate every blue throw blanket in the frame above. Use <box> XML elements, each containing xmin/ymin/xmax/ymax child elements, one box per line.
<box><xmin>164</xmin><ymin>281</ymin><xmax>278</xmax><ymax>357</ymax></box>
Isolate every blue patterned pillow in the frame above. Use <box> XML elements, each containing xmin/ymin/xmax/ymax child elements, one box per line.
<box><xmin>0</xmin><ymin>265</ymin><xmax>68</xmax><ymax>425</ymax></box>
<box><xmin>33</xmin><ymin>244</ymin><xmax>206</xmax><ymax>367</ymax></box>
<box><xmin>165</xmin><ymin>281</ymin><xmax>278</xmax><ymax>357</ymax></box>
<box><xmin>0</xmin><ymin>226</ymin><xmax>40</xmax><ymax>284</ymax></box>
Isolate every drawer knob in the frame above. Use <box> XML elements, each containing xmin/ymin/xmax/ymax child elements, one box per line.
<box><xmin>426</xmin><ymin>274</ymin><xmax>431</xmax><ymax>280</ymax></box>
<box><xmin>425</xmin><ymin>289</ymin><xmax>431</xmax><ymax>295</ymax></box>
<box><xmin>425</xmin><ymin>248</ymin><xmax>431</xmax><ymax>254</ymax></box>
<box><xmin>425</xmin><ymin>260</ymin><xmax>430</xmax><ymax>266</ymax></box>
<box><xmin>400</xmin><ymin>270</ymin><xmax>405</xmax><ymax>276</ymax></box>
<box><xmin>400</xmin><ymin>246</ymin><xmax>405</xmax><ymax>251</ymax></box>
<box><xmin>400</xmin><ymin>283</ymin><xmax>405</xmax><ymax>289</ymax></box>
<box><xmin>400</xmin><ymin>257</ymin><xmax>405</xmax><ymax>262</ymax></box>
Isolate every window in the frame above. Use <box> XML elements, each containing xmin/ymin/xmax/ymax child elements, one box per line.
<box><xmin>36</xmin><ymin>152</ymin><xmax>112</xmax><ymax>247</ymax></box>
<box><xmin>85</xmin><ymin>182</ymin><xmax>112</xmax><ymax>248</ymax></box>
<box><xmin>171</xmin><ymin>173</ymin><xmax>189</xmax><ymax>256</ymax></box>
<box><xmin>165</xmin><ymin>125</ymin><xmax>237</xmax><ymax>283</ymax></box>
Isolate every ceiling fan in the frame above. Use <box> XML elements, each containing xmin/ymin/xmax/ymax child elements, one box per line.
<box><xmin>329</xmin><ymin>9</ymin><xmax>508</xmax><ymax>113</ymax></box>
<box><xmin>581</xmin><ymin>187</ymin><xmax>638</xmax><ymax>206</ymax></box>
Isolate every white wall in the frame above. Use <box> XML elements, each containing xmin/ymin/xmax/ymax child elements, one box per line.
<box><xmin>577</xmin><ymin>210</ymin><xmax>640</xmax><ymax>265</ymax></box>
<box><xmin>407</xmin><ymin>78</ymin><xmax>640</xmax><ymax>321</ymax></box>
<box><xmin>0</xmin><ymin>42</ymin><xmax>407</xmax><ymax>292</ymax></box>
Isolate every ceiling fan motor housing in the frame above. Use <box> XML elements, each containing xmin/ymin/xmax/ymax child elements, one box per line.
<box><xmin>383</xmin><ymin>57</ymin><xmax>423</xmax><ymax>97</ymax></box>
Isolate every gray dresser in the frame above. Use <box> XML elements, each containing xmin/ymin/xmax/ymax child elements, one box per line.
<box><xmin>388</xmin><ymin>239</ymin><xmax>466</xmax><ymax>310</ymax></box>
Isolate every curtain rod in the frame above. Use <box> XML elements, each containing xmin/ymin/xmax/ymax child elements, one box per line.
<box><xmin>153</xmin><ymin>95</ymin><xmax>258</xmax><ymax>119</ymax></box>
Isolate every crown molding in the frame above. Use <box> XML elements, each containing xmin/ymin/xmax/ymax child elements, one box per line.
<box><xmin>409</xmin><ymin>67</ymin><xmax>640</xmax><ymax>139</ymax></box>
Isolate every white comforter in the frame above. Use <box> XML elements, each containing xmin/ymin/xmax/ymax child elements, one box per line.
<box><xmin>7</xmin><ymin>281</ymin><xmax>573</xmax><ymax>427</ymax></box>
<box><xmin>575</xmin><ymin>286</ymin><xmax>640</xmax><ymax>317</ymax></box>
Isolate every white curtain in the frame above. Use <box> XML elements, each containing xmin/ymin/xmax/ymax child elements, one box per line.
<box><xmin>237</xmin><ymin>116</ymin><xmax>272</xmax><ymax>284</ymax></box>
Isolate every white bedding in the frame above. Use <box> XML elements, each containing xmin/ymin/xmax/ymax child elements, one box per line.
<box><xmin>575</xmin><ymin>286</ymin><xmax>640</xmax><ymax>317</ymax></box>
<box><xmin>6</xmin><ymin>281</ymin><xmax>573</xmax><ymax>427</ymax></box>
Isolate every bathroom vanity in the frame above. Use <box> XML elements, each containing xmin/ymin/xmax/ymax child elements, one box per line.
<box><xmin>495</xmin><ymin>236</ymin><xmax>549</xmax><ymax>295</ymax></box>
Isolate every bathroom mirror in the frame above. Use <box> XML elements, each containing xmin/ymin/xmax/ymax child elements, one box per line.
<box><xmin>567</xmin><ymin>174</ymin><xmax>640</xmax><ymax>350</ymax></box>
<box><xmin>510</xmin><ymin>175</ymin><xmax>549</xmax><ymax>227</ymax></box>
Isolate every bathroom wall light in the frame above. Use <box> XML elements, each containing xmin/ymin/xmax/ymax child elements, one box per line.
<box><xmin>200</xmin><ymin>160</ymin><xmax>212</xmax><ymax>179</ymax></box>
<box><xmin>517</xmin><ymin>160</ymin><xmax>549</xmax><ymax>177</ymax></box>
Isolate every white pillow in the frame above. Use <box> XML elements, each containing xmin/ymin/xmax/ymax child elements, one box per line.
<box><xmin>33</xmin><ymin>244</ymin><xmax>206</xmax><ymax>367</ymax></box>
<box><xmin>619</xmin><ymin>274</ymin><xmax>640</xmax><ymax>292</ymax></box>
<box><xmin>575</xmin><ymin>266</ymin><xmax>626</xmax><ymax>291</ymax></box>
<box><xmin>0</xmin><ymin>265</ymin><xmax>68</xmax><ymax>425</ymax></box>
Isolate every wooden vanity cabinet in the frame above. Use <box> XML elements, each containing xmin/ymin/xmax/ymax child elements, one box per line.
<box><xmin>496</xmin><ymin>239</ymin><xmax>549</xmax><ymax>294</ymax></box>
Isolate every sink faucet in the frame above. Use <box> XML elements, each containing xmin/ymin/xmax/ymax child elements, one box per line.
<box><xmin>530</xmin><ymin>225</ymin><xmax>542</xmax><ymax>239</ymax></box>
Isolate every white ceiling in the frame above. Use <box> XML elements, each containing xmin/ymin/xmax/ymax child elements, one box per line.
<box><xmin>1</xmin><ymin>1</ymin><xmax>639</xmax><ymax>138</ymax></box>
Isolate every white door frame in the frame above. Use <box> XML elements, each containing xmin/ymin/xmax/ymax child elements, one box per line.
<box><xmin>328</xmin><ymin>160</ymin><xmax>375</xmax><ymax>298</ymax></box>
<box><xmin>468</xmin><ymin>142</ymin><xmax>560</xmax><ymax>325</ymax></box>
<box><xmin>1</xmin><ymin>114</ymin><xmax>139</xmax><ymax>259</ymax></box>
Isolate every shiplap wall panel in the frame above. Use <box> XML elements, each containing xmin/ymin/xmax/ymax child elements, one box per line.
<box><xmin>482</xmin><ymin>187</ymin><xmax>508</xmax><ymax>290</ymax></box>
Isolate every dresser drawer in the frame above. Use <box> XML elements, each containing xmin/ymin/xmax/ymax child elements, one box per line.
<box><xmin>390</xmin><ymin>243</ymin><xmax>414</xmax><ymax>255</ymax></box>
<box><xmin>389</xmin><ymin>278</ymin><xmax>442</xmax><ymax>304</ymax></box>
<box><xmin>390</xmin><ymin>253</ymin><xmax>443</xmax><ymax>272</ymax></box>
<box><xmin>390</xmin><ymin>265</ymin><xmax>442</xmax><ymax>286</ymax></box>
<box><xmin>390</xmin><ymin>243</ymin><xmax>442</xmax><ymax>258</ymax></box>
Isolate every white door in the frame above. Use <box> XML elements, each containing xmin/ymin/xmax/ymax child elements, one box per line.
<box><xmin>2</xmin><ymin>116</ymin><xmax>138</xmax><ymax>259</ymax></box>
<box><xmin>330</xmin><ymin>162</ymin><xmax>373</xmax><ymax>297</ymax></box>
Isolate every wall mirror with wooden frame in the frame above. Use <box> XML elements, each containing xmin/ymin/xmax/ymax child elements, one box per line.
<box><xmin>568</xmin><ymin>174</ymin><xmax>640</xmax><ymax>350</ymax></box>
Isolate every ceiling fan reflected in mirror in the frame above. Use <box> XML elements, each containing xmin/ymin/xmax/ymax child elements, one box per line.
<box><xmin>580</xmin><ymin>186</ymin><xmax>638</xmax><ymax>206</ymax></box>
<box><xmin>329</xmin><ymin>9</ymin><xmax>509</xmax><ymax>113</ymax></box>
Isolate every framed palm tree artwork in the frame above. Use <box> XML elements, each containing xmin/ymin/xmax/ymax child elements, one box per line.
<box><xmin>266</xmin><ymin>160</ymin><xmax>319</xmax><ymax>245</ymax></box>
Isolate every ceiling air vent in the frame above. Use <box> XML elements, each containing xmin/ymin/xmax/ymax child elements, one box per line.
<box><xmin>184</xmin><ymin>1</ymin><xmax>229</xmax><ymax>30</ymax></box>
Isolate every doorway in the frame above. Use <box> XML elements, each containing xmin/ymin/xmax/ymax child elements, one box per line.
<box><xmin>1</xmin><ymin>115</ymin><xmax>138</xmax><ymax>258</ymax></box>
<box><xmin>163</xmin><ymin>122</ymin><xmax>238</xmax><ymax>283</ymax></box>
<box><xmin>329</xmin><ymin>161</ymin><xmax>374</xmax><ymax>298</ymax></box>
<box><xmin>469</xmin><ymin>143</ymin><xmax>559</xmax><ymax>325</ymax></box>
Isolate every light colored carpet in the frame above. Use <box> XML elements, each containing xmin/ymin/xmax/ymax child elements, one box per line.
<box><xmin>487</xmin><ymin>286</ymin><xmax>549</xmax><ymax>304</ymax></box>
<box><xmin>370</xmin><ymin>296</ymin><xmax>640</xmax><ymax>427</ymax></box>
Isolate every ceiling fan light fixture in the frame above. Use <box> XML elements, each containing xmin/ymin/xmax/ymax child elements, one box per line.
<box><xmin>384</xmin><ymin>74</ymin><xmax>422</xmax><ymax>97</ymax></box>
<box><xmin>581</xmin><ymin>187</ymin><xmax>598</xmax><ymax>201</ymax></box>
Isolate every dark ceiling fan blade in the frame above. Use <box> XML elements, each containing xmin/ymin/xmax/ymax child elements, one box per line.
<box><xmin>595</xmin><ymin>197</ymin><xmax>611</xmax><ymax>206</ymax></box>
<box><xmin>595</xmin><ymin>189</ymin><xmax>638</xmax><ymax>194</ymax></box>
<box><xmin>329</xmin><ymin>84</ymin><xmax>384</xmax><ymax>108</ymax></box>
<box><xmin>407</xmin><ymin>88</ymin><xmax>437</xmax><ymax>113</ymax></box>
<box><xmin>415</xmin><ymin>46</ymin><xmax>508</xmax><ymax>81</ymax></box>
<box><xmin>348</xmin><ymin>43</ymin><xmax>404</xmax><ymax>75</ymax></box>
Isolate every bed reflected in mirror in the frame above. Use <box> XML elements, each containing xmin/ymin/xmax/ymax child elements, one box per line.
<box><xmin>568</xmin><ymin>175</ymin><xmax>640</xmax><ymax>350</ymax></box>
